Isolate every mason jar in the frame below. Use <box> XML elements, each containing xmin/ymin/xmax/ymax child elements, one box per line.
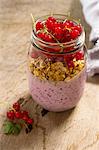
<box><xmin>27</xmin><ymin>14</ymin><xmax>87</xmax><ymax>112</ymax></box>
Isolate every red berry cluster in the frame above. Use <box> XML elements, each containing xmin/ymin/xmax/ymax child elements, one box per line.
<box><xmin>7</xmin><ymin>102</ymin><xmax>33</xmax><ymax>128</ymax></box>
<box><xmin>64</xmin><ymin>51</ymin><xmax>84</xmax><ymax>68</ymax></box>
<box><xmin>35</xmin><ymin>16</ymin><xmax>82</xmax><ymax>43</ymax></box>
<box><xmin>31</xmin><ymin>16</ymin><xmax>84</xmax><ymax>69</ymax></box>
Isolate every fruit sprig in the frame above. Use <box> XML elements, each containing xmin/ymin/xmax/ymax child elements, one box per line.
<box><xmin>3</xmin><ymin>98</ymin><xmax>34</xmax><ymax>135</ymax></box>
<box><xmin>31</xmin><ymin>14</ymin><xmax>63</xmax><ymax>50</ymax></box>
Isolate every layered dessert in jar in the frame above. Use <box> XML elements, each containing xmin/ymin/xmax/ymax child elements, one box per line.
<box><xmin>28</xmin><ymin>14</ymin><xmax>87</xmax><ymax>112</ymax></box>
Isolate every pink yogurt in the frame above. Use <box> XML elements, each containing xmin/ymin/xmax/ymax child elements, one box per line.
<box><xmin>28</xmin><ymin>67</ymin><xmax>86</xmax><ymax>112</ymax></box>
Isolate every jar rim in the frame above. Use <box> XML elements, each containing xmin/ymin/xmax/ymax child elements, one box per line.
<box><xmin>32</xmin><ymin>29</ymin><xmax>85</xmax><ymax>46</ymax></box>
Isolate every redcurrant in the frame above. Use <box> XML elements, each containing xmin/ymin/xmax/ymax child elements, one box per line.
<box><xmin>75</xmin><ymin>51</ymin><xmax>84</xmax><ymax>60</ymax></box>
<box><xmin>54</xmin><ymin>22</ymin><xmax>63</xmax><ymax>28</ymax></box>
<box><xmin>54</xmin><ymin>26</ymin><xmax>63</xmax><ymax>35</ymax></box>
<box><xmin>21</xmin><ymin>110</ymin><xmax>29</xmax><ymax>116</ymax></box>
<box><xmin>77</xmin><ymin>25</ymin><xmax>82</xmax><ymax>34</ymax></box>
<box><xmin>54</xmin><ymin>27</ymin><xmax>63</xmax><ymax>41</ymax></box>
<box><xmin>7</xmin><ymin>110</ymin><xmax>15</xmax><ymax>120</ymax></box>
<box><xmin>44</xmin><ymin>34</ymin><xmax>54</xmax><ymax>42</ymax></box>
<box><xmin>31</xmin><ymin>52</ymin><xmax>38</xmax><ymax>58</ymax></box>
<box><xmin>13</xmin><ymin>102</ymin><xmax>20</xmax><ymax>111</ymax></box>
<box><xmin>37</xmin><ymin>32</ymin><xmax>45</xmax><ymax>40</ymax></box>
<box><xmin>64</xmin><ymin>54</ymin><xmax>74</xmax><ymax>61</ymax></box>
<box><xmin>73</xmin><ymin>25</ymin><xmax>82</xmax><ymax>34</ymax></box>
<box><xmin>63</xmin><ymin>20</ymin><xmax>75</xmax><ymax>28</ymax></box>
<box><xmin>45</xmin><ymin>19</ymin><xmax>55</xmax><ymax>32</ymax></box>
<box><xmin>27</xmin><ymin>118</ymin><xmax>33</xmax><ymax>124</ymax></box>
<box><xmin>47</xmin><ymin>16</ymin><xmax>56</xmax><ymax>22</ymax></box>
<box><xmin>67</xmin><ymin>60</ymin><xmax>74</xmax><ymax>68</ymax></box>
<box><xmin>15</xmin><ymin>111</ymin><xmax>22</xmax><ymax>119</ymax></box>
<box><xmin>22</xmin><ymin>115</ymin><xmax>29</xmax><ymax>122</ymax></box>
<box><xmin>36</xmin><ymin>21</ymin><xmax>43</xmax><ymax>31</ymax></box>
<box><xmin>62</xmin><ymin>29</ymin><xmax>71</xmax><ymax>42</ymax></box>
<box><xmin>70</xmin><ymin>29</ymin><xmax>80</xmax><ymax>39</ymax></box>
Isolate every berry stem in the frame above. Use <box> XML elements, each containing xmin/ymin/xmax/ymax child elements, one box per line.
<box><xmin>50</xmin><ymin>11</ymin><xmax>54</xmax><ymax>17</ymax></box>
<box><xmin>43</xmin><ymin>27</ymin><xmax>64</xmax><ymax>51</ymax></box>
<box><xmin>64</xmin><ymin>27</ymin><xmax>71</xmax><ymax>32</ymax></box>
<box><xmin>44</xmin><ymin>28</ymin><xmax>59</xmax><ymax>43</ymax></box>
<box><xmin>9</xmin><ymin>107</ymin><xmax>16</xmax><ymax>112</ymax></box>
<box><xmin>21</xmin><ymin>99</ymin><xmax>30</xmax><ymax>107</ymax></box>
<box><xmin>31</xmin><ymin>13</ymin><xmax>35</xmax><ymax>29</ymax></box>
<box><xmin>23</xmin><ymin>122</ymin><xmax>29</xmax><ymax>128</ymax></box>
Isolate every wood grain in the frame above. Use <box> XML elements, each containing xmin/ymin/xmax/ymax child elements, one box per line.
<box><xmin>0</xmin><ymin>0</ymin><xmax>99</xmax><ymax>150</ymax></box>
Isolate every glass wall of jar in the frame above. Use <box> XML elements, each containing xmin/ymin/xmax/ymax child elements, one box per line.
<box><xmin>27</xmin><ymin>14</ymin><xmax>87</xmax><ymax>112</ymax></box>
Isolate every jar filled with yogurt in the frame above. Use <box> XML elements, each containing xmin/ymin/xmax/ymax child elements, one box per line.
<box><xmin>28</xmin><ymin>14</ymin><xmax>87</xmax><ymax>112</ymax></box>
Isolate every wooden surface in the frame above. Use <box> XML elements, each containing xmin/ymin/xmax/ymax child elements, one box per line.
<box><xmin>0</xmin><ymin>0</ymin><xmax>99</xmax><ymax>150</ymax></box>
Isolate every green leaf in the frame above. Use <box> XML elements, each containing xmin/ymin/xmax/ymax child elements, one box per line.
<box><xmin>15</xmin><ymin>124</ymin><xmax>22</xmax><ymax>131</ymax></box>
<box><xmin>3</xmin><ymin>121</ymin><xmax>22</xmax><ymax>135</ymax></box>
<box><xmin>12</xmin><ymin>124</ymin><xmax>22</xmax><ymax>135</ymax></box>
<box><xmin>3</xmin><ymin>121</ymin><xmax>14</xmax><ymax>134</ymax></box>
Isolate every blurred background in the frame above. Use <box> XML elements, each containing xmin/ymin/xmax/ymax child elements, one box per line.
<box><xmin>0</xmin><ymin>1</ymin><xmax>94</xmax><ymax>150</ymax></box>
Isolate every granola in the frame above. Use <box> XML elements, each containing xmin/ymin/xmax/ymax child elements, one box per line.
<box><xmin>29</xmin><ymin>56</ymin><xmax>85</xmax><ymax>81</ymax></box>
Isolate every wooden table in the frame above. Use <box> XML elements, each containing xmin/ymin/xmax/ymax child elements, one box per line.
<box><xmin>0</xmin><ymin>0</ymin><xmax>99</xmax><ymax>149</ymax></box>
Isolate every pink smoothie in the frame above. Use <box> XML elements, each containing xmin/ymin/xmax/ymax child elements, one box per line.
<box><xmin>28</xmin><ymin>67</ymin><xmax>86</xmax><ymax>112</ymax></box>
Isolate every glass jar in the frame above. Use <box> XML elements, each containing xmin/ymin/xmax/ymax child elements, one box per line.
<box><xmin>27</xmin><ymin>14</ymin><xmax>87</xmax><ymax>112</ymax></box>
